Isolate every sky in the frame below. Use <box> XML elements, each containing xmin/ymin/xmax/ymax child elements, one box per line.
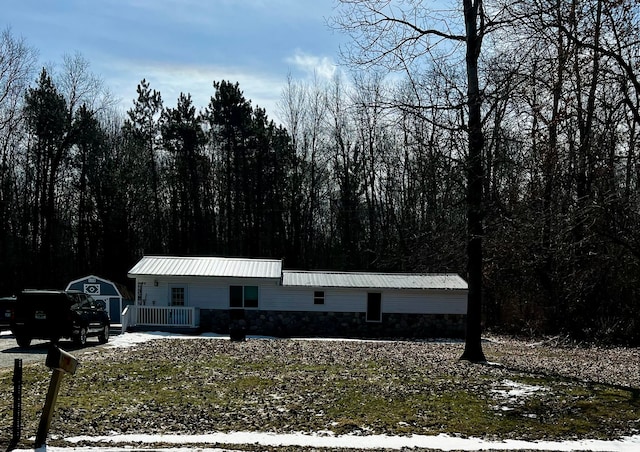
<box><xmin>3</xmin><ymin>0</ymin><xmax>346</xmax><ymax>122</ymax></box>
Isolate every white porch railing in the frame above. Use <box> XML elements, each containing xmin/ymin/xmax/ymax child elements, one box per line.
<box><xmin>121</xmin><ymin>306</ymin><xmax>199</xmax><ymax>331</ymax></box>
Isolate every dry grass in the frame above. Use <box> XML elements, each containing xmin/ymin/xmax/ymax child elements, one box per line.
<box><xmin>1</xmin><ymin>335</ymin><xmax>638</xmax><ymax>450</ymax></box>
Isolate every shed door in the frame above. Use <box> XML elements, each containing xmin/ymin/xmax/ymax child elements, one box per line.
<box><xmin>366</xmin><ymin>293</ymin><xmax>382</xmax><ymax>322</ymax></box>
<box><xmin>94</xmin><ymin>296</ymin><xmax>118</xmax><ymax>323</ymax></box>
<box><xmin>108</xmin><ymin>299</ymin><xmax>120</xmax><ymax>323</ymax></box>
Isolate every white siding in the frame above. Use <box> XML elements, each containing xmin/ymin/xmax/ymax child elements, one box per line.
<box><xmin>136</xmin><ymin>277</ymin><xmax>168</xmax><ymax>306</ymax></box>
<box><xmin>261</xmin><ymin>286</ymin><xmax>466</xmax><ymax>315</ymax></box>
<box><xmin>383</xmin><ymin>290</ymin><xmax>467</xmax><ymax>314</ymax></box>
<box><xmin>136</xmin><ymin>276</ymin><xmax>281</xmax><ymax>309</ymax></box>
<box><xmin>262</xmin><ymin>286</ymin><xmax>366</xmax><ymax>313</ymax></box>
<box><xmin>135</xmin><ymin>276</ymin><xmax>466</xmax><ymax>315</ymax></box>
<box><xmin>188</xmin><ymin>283</ymin><xmax>228</xmax><ymax>309</ymax></box>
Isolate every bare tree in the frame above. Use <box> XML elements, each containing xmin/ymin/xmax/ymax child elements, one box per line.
<box><xmin>0</xmin><ymin>28</ymin><xmax>37</xmax><ymax>294</ymax></box>
<box><xmin>0</xmin><ymin>28</ymin><xmax>37</xmax><ymax>132</ymax></box>
<box><xmin>278</xmin><ymin>74</ymin><xmax>333</xmax><ymax>268</ymax></box>
<box><xmin>278</xmin><ymin>75</ymin><xmax>311</xmax><ymax>266</ymax></box>
<box><xmin>334</xmin><ymin>0</ymin><xmax>497</xmax><ymax>361</ymax></box>
<box><xmin>61</xmin><ymin>54</ymin><xmax>116</xmax><ymax>118</ymax></box>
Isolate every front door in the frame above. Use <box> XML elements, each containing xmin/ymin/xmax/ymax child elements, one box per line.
<box><xmin>366</xmin><ymin>292</ymin><xmax>382</xmax><ymax>322</ymax></box>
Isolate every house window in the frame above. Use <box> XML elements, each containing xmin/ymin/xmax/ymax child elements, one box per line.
<box><xmin>366</xmin><ymin>292</ymin><xmax>382</xmax><ymax>322</ymax></box>
<box><xmin>171</xmin><ymin>287</ymin><xmax>185</xmax><ymax>306</ymax></box>
<box><xmin>244</xmin><ymin>286</ymin><xmax>259</xmax><ymax>308</ymax></box>
<box><xmin>313</xmin><ymin>290</ymin><xmax>325</xmax><ymax>305</ymax></box>
<box><xmin>230</xmin><ymin>285</ymin><xmax>243</xmax><ymax>308</ymax></box>
<box><xmin>230</xmin><ymin>285</ymin><xmax>259</xmax><ymax>308</ymax></box>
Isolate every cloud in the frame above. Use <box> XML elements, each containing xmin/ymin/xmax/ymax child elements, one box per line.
<box><xmin>286</xmin><ymin>50</ymin><xmax>337</xmax><ymax>80</ymax></box>
<box><xmin>100</xmin><ymin>58</ymin><xmax>287</xmax><ymax>122</ymax></box>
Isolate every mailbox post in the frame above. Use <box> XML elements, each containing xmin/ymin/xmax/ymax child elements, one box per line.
<box><xmin>8</xmin><ymin>358</ymin><xmax>23</xmax><ymax>451</ymax></box>
<box><xmin>35</xmin><ymin>346</ymin><xmax>78</xmax><ymax>448</ymax></box>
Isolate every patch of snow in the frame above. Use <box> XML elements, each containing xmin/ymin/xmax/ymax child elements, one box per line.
<box><xmin>490</xmin><ymin>380</ymin><xmax>550</xmax><ymax>418</ymax></box>
<box><xmin>105</xmin><ymin>331</ymin><xmax>179</xmax><ymax>348</ymax></box>
<box><xmin>20</xmin><ymin>432</ymin><xmax>636</xmax><ymax>452</ymax></box>
<box><xmin>484</xmin><ymin>360</ymin><xmax>503</xmax><ymax>367</ymax></box>
<box><xmin>492</xmin><ymin>379</ymin><xmax>548</xmax><ymax>400</ymax></box>
<box><xmin>106</xmin><ymin>331</ymin><xmax>451</xmax><ymax>349</ymax></box>
<box><xmin>497</xmin><ymin>406</ymin><xmax>514</xmax><ymax>411</ymax></box>
<box><xmin>106</xmin><ymin>331</ymin><xmax>246</xmax><ymax>348</ymax></box>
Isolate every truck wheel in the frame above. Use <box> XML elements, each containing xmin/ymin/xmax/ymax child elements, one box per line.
<box><xmin>16</xmin><ymin>336</ymin><xmax>31</xmax><ymax>348</ymax></box>
<box><xmin>74</xmin><ymin>327</ymin><xmax>87</xmax><ymax>346</ymax></box>
<box><xmin>98</xmin><ymin>324</ymin><xmax>110</xmax><ymax>344</ymax></box>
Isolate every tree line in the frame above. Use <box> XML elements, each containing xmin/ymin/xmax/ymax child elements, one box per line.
<box><xmin>1</xmin><ymin>0</ymin><xmax>639</xmax><ymax>346</ymax></box>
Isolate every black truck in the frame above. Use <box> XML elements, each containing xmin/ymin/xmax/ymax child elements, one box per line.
<box><xmin>11</xmin><ymin>289</ymin><xmax>110</xmax><ymax>348</ymax></box>
<box><xmin>0</xmin><ymin>296</ymin><xmax>16</xmax><ymax>331</ymax></box>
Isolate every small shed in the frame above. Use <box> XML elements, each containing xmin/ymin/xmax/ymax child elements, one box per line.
<box><xmin>66</xmin><ymin>275</ymin><xmax>124</xmax><ymax>323</ymax></box>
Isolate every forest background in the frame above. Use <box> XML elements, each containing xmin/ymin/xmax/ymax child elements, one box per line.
<box><xmin>1</xmin><ymin>0</ymin><xmax>639</xmax><ymax>345</ymax></box>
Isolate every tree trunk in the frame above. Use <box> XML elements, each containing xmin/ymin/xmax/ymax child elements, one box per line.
<box><xmin>460</xmin><ymin>0</ymin><xmax>487</xmax><ymax>362</ymax></box>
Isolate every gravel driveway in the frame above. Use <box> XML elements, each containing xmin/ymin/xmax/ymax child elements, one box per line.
<box><xmin>0</xmin><ymin>333</ymin><xmax>51</xmax><ymax>369</ymax></box>
<box><xmin>0</xmin><ymin>328</ymin><xmax>120</xmax><ymax>370</ymax></box>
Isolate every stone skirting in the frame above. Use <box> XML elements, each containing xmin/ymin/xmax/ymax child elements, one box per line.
<box><xmin>199</xmin><ymin>309</ymin><xmax>466</xmax><ymax>339</ymax></box>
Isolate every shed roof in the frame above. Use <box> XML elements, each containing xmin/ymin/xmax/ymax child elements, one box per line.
<box><xmin>128</xmin><ymin>256</ymin><xmax>282</xmax><ymax>279</ymax></box>
<box><xmin>66</xmin><ymin>274</ymin><xmax>123</xmax><ymax>298</ymax></box>
<box><xmin>282</xmin><ymin>271</ymin><xmax>467</xmax><ymax>290</ymax></box>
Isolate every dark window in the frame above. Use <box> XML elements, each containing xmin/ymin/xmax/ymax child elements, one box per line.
<box><xmin>230</xmin><ymin>285</ymin><xmax>243</xmax><ymax>308</ymax></box>
<box><xmin>244</xmin><ymin>286</ymin><xmax>259</xmax><ymax>308</ymax></box>
<box><xmin>313</xmin><ymin>291</ymin><xmax>325</xmax><ymax>305</ymax></box>
<box><xmin>230</xmin><ymin>285</ymin><xmax>259</xmax><ymax>308</ymax></box>
<box><xmin>367</xmin><ymin>293</ymin><xmax>382</xmax><ymax>322</ymax></box>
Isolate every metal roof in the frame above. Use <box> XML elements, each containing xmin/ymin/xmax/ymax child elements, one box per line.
<box><xmin>128</xmin><ymin>256</ymin><xmax>282</xmax><ymax>279</ymax></box>
<box><xmin>128</xmin><ymin>256</ymin><xmax>467</xmax><ymax>290</ymax></box>
<box><xmin>282</xmin><ymin>271</ymin><xmax>467</xmax><ymax>290</ymax></box>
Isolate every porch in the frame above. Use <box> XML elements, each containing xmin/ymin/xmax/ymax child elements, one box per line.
<box><xmin>121</xmin><ymin>305</ymin><xmax>200</xmax><ymax>332</ymax></box>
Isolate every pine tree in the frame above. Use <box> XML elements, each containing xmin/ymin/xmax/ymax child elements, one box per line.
<box><xmin>122</xmin><ymin>79</ymin><xmax>164</xmax><ymax>254</ymax></box>
<box><xmin>160</xmin><ymin>93</ymin><xmax>208</xmax><ymax>254</ymax></box>
<box><xmin>23</xmin><ymin>68</ymin><xmax>70</xmax><ymax>284</ymax></box>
